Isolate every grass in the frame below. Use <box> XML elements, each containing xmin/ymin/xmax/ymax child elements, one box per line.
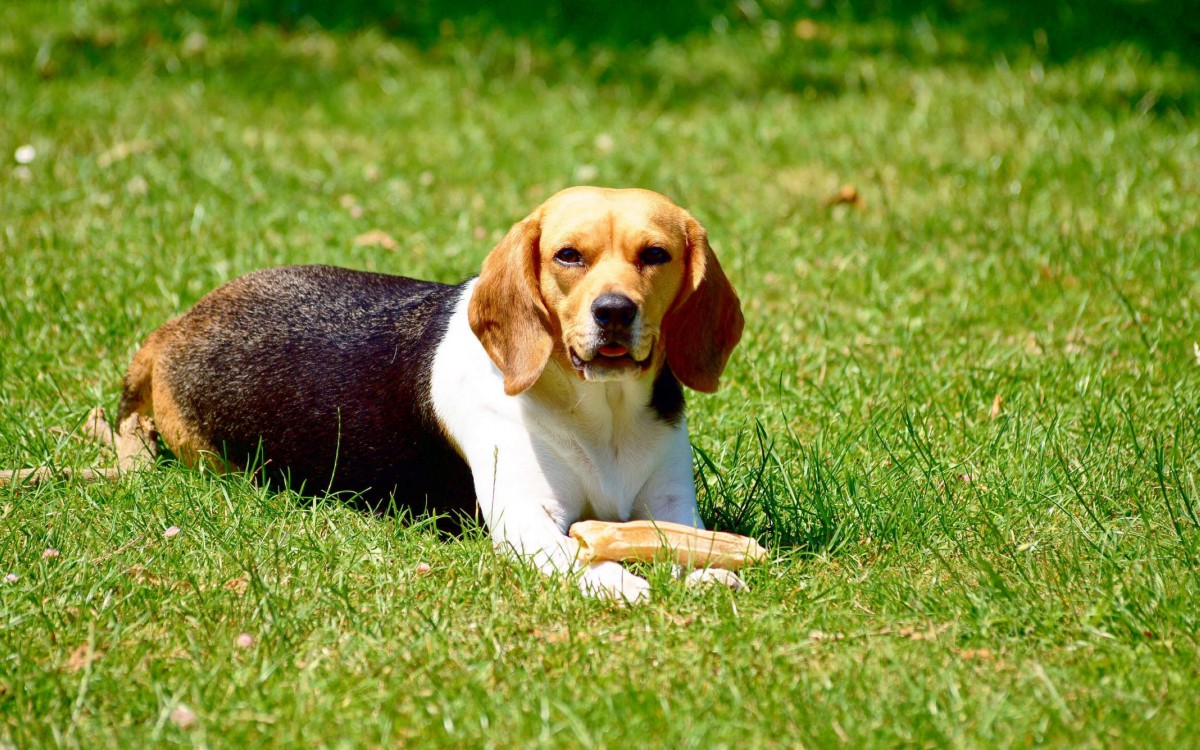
<box><xmin>2</xmin><ymin>0</ymin><xmax>1199</xmax><ymax>746</ymax></box>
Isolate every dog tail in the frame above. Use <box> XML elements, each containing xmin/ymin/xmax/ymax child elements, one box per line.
<box><xmin>0</xmin><ymin>333</ymin><xmax>164</xmax><ymax>488</ymax></box>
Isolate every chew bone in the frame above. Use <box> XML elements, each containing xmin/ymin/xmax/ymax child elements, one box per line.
<box><xmin>569</xmin><ymin>520</ymin><xmax>767</xmax><ymax>570</ymax></box>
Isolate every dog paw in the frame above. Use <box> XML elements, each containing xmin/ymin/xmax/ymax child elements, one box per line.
<box><xmin>684</xmin><ymin>568</ymin><xmax>748</xmax><ymax>592</ymax></box>
<box><xmin>579</xmin><ymin>561</ymin><xmax>651</xmax><ymax>605</ymax></box>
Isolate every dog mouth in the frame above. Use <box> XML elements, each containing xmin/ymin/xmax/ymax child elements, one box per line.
<box><xmin>570</xmin><ymin>344</ymin><xmax>651</xmax><ymax>375</ymax></box>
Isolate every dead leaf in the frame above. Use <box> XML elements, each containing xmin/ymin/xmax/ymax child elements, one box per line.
<box><xmin>955</xmin><ymin>647</ymin><xmax>1009</xmax><ymax>668</ymax></box>
<box><xmin>895</xmin><ymin>623</ymin><xmax>949</xmax><ymax>640</ymax></box>
<box><xmin>825</xmin><ymin>184</ymin><xmax>862</xmax><ymax>207</ymax></box>
<box><xmin>989</xmin><ymin>393</ymin><xmax>1003</xmax><ymax>420</ymax></box>
<box><xmin>794</xmin><ymin>19</ymin><xmax>821</xmax><ymax>39</ymax></box>
<box><xmin>354</xmin><ymin>229</ymin><xmax>398</xmax><ymax>251</ymax></box>
<box><xmin>126</xmin><ymin>566</ymin><xmax>194</xmax><ymax>591</ymax></box>
<box><xmin>97</xmin><ymin>140</ymin><xmax>156</xmax><ymax>168</ymax></box>
<box><xmin>223</xmin><ymin>575</ymin><xmax>249</xmax><ymax>595</ymax></box>
<box><xmin>127</xmin><ymin>565</ymin><xmax>163</xmax><ymax>585</ymax></box>
<box><xmin>66</xmin><ymin>643</ymin><xmax>105</xmax><ymax>672</ymax></box>
<box><xmin>530</xmin><ymin>628</ymin><xmax>569</xmax><ymax>644</ymax></box>
<box><xmin>1038</xmin><ymin>264</ymin><xmax>1079</xmax><ymax>287</ymax></box>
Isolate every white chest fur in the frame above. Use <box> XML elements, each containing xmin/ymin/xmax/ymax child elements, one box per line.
<box><xmin>429</xmin><ymin>280</ymin><xmax>698</xmax><ymax>537</ymax></box>
<box><xmin>520</xmin><ymin>368</ymin><xmax>678</xmax><ymax>521</ymax></box>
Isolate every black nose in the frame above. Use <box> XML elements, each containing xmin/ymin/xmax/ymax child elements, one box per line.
<box><xmin>591</xmin><ymin>293</ymin><xmax>638</xmax><ymax>328</ymax></box>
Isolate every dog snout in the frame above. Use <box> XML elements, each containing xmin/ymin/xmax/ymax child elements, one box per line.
<box><xmin>591</xmin><ymin>293</ymin><xmax>638</xmax><ymax>330</ymax></box>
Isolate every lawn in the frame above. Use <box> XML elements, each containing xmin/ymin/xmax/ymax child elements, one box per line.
<box><xmin>2</xmin><ymin>0</ymin><xmax>1199</xmax><ymax>747</ymax></box>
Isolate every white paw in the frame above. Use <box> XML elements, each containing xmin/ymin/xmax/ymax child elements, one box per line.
<box><xmin>579</xmin><ymin>561</ymin><xmax>651</xmax><ymax>605</ymax></box>
<box><xmin>685</xmin><ymin>567</ymin><xmax>748</xmax><ymax>592</ymax></box>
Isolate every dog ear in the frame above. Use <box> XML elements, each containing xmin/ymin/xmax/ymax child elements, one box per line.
<box><xmin>468</xmin><ymin>212</ymin><xmax>554</xmax><ymax>396</ymax></box>
<box><xmin>664</xmin><ymin>215</ymin><xmax>744</xmax><ymax>393</ymax></box>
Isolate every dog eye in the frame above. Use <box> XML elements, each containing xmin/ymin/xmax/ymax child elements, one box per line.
<box><xmin>554</xmin><ymin>247</ymin><xmax>584</xmax><ymax>266</ymax></box>
<box><xmin>640</xmin><ymin>246</ymin><xmax>671</xmax><ymax>265</ymax></box>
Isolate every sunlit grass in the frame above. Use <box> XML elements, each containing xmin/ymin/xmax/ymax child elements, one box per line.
<box><xmin>1</xmin><ymin>1</ymin><xmax>1198</xmax><ymax>747</ymax></box>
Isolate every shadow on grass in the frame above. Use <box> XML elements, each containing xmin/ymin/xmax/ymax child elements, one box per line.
<box><xmin>19</xmin><ymin>0</ymin><xmax>1198</xmax><ymax>115</ymax></box>
<box><xmin>830</xmin><ymin>0</ymin><xmax>1199</xmax><ymax>66</ymax></box>
<box><xmin>219</xmin><ymin>0</ymin><xmax>1200</xmax><ymax>113</ymax></box>
<box><xmin>236</xmin><ymin>0</ymin><xmax>1199</xmax><ymax>66</ymax></box>
<box><xmin>152</xmin><ymin>440</ymin><xmax>480</xmax><ymax>538</ymax></box>
<box><xmin>237</xmin><ymin>0</ymin><xmax>729</xmax><ymax>46</ymax></box>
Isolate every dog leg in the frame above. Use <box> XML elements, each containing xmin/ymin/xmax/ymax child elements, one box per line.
<box><xmin>485</xmin><ymin>502</ymin><xmax>653</xmax><ymax>605</ymax></box>
<box><xmin>682</xmin><ymin>567</ymin><xmax>748</xmax><ymax>591</ymax></box>
<box><xmin>49</xmin><ymin>406</ymin><xmax>117</xmax><ymax>449</ymax></box>
<box><xmin>580</xmin><ymin>560</ymin><xmax>652</xmax><ymax>604</ymax></box>
<box><xmin>115</xmin><ymin>412</ymin><xmax>158</xmax><ymax>470</ymax></box>
<box><xmin>81</xmin><ymin>406</ymin><xmax>118</xmax><ymax>447</ymax></box>
<box><xmin>0</xmin><ymin>409</ymin><xmax>157</xmax><ymax>487</ymax></box>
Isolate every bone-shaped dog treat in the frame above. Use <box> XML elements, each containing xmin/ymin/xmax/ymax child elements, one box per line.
<box><xmin>569</xmin><ymin>520</ymin><xmax>767</xmax><ymax>570</ymax></box>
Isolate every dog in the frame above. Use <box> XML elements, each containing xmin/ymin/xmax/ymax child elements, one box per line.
<box><xmin>3</xmin><ymin>187</ymin><xmax>744</xmax><ymax>602</ymax></box>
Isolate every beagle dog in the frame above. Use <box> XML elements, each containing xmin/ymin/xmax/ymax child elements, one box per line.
<box><xmin>112</xmin><ymin>187</ymin><xmax>744</xmax><ymax>601</ymax></box>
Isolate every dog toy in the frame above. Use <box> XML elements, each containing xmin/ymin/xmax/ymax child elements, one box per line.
<box><xmin>568</xmin><ymin>520</ymin><xmax>766</xmax><ymax>570</ymax></box>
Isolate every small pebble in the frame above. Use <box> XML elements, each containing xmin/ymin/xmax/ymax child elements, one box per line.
<box><xmin>573</xmin><ymin>164</ymin><xmax>599</xmax><ymax>182</ymax></box>
<box><xmin>14</xmin><ymin>144</ymin><xmax>36</xmax><ymax>164</ymax></box>
<box><xmin>170</xmin><ymin>704</ymin><xmax>197</xmax><ymax>730</ymax></box>
<box><xmin>4</xmin><ymin>573</ymin><xmax>17</xmax><ymax>583</ymax></box>
<box><xmin>164</xmin><ymin>526</ymin><xmax>180</xmax><ymax>539</ymax></box>
<box><xmin>125</xmin><ymin>174</ymin><xmax>149</xmax><ymax>197</ymax></box>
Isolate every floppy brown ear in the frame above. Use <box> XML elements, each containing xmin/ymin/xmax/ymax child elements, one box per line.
<box><xmin>664</xmin><ymin>215</ymin><xmax>744</xmax><ymax>393</ymax></box>
<box><xmin>468</xmin><ymin>212</ymin><xmax>554</xmax><ymax>395</ymax></box>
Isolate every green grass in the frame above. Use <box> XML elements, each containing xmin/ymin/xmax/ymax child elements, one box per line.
<box><xmin>2</xmin><ymin>1</ymin><xmax>1199</xmax><ymax>747</ymax></box>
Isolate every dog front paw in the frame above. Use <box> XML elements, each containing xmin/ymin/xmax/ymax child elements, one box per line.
<box><xmin>579</xmin><ymin>561</ymin><xmax>651</xmax><ymax>605</ymax></box>
<box><xmin>684</xmin><ymin>567</ymin><xmax>748</xmax><ymax>592</ymax></box>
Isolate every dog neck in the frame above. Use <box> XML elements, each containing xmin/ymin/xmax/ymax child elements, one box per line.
<box><xmin>525</xmin><ymin>355</ymin><xmax>683</xmax><ymax>446</ymax></box>
<box><xmin>532</xmin><ymin>356</ymin><xmax>652</xmax><ymax>413</ymax></box>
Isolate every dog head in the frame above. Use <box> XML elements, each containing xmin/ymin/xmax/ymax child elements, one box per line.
<box><xmin>469</xmin><ymin>186</ymin><xmax>743</xmax><ymax>396</ymax></box>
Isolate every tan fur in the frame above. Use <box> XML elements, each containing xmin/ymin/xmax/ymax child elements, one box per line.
<box><xmin>2</xmin><ymin>186</ymin><xmax>741</xmax><ymax>488</ymax></box>
<box><xmin>471</xmin><ymin>186</ymin><xmax>741</xmax><ymax>394</ymax></box>
<box><xmin>146</xmin><ymin>360</ymin><xmax>225</xmax><ymax>471</ymax></box>
<box><xmin>467</xmin><ymin>214</ymin><xmax>555</xmax><ymax>396</ymax></box>
<box><xmin>118</xmin><ymin>327</ymin><xmax>164</xmax><ymax>418</ymax></box>
<box><xmin>663</xmin><ymin>215</ymin><xmax>744</xmax><ymax>392</ymax></box>
<box><xmin>118</xmin><ymin>321</ymin><xmax>227</xmax><ymax>472</ymax></box>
